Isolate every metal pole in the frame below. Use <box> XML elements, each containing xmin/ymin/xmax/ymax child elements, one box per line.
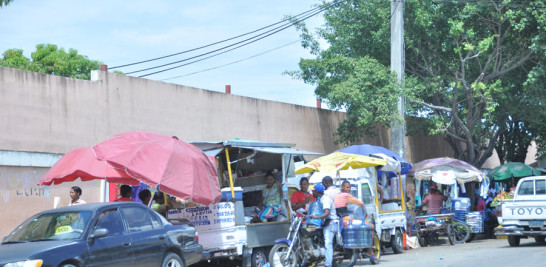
<box><xmin>390</xmin><ymin>0</ymin><xmax>405</xmax><ymax>159</ymax></box>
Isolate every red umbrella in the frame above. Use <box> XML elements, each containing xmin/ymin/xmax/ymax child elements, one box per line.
<box><xmin>38</xmin><ymin>147</ymin><xmax>139</xmax><ymax>186</ymax></box>
<box><xmin>92</xmin><ymin>131</ymin><xmax>221</xmax><ymax>205</ymax></box>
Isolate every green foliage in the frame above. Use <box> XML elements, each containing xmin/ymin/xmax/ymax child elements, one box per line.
<box><xmin>0</xmin><ymin>0</ymin><xmax>14</xmax><ymax>8</ymax></box>
<box><xmin>291</xmin><ymin>0</ymin><xmax>545</xmax><ymax>166</ymax></box>
<box><xmin>0</xmin><ymin>44</ymin><xmax>102</xmax><ymax>80</ymax></box>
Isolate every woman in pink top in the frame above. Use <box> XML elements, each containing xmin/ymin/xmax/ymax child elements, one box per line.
<box><xmin>422</xmin><ymin>185</ymin><xmax>446</xmax><ymax>214</ymax></box>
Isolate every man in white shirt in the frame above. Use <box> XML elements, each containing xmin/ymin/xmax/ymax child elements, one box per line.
<box><xmin>311</xmin><ymin>183</ymin><xmax>339</xmax><ymax>267</ymax></box>
<box><xmin>322</xmin><ymin>176</ymin><xmax>341</xmax><ymax>201</ymax></box>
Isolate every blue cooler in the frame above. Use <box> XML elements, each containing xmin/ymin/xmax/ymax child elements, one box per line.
<box><xmin>221</xmin><ymin>187</ymin><xmax>243</xmax><ymax>201</ymax></box>
<box><xmin>452</xmin><ymin>198</ymin><xmax>471</xmax><ymax>221</ymax></box>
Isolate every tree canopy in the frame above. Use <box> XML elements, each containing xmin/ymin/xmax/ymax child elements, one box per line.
<box><xmin>0</xmin><ymin>0</ymin><xmax>14</xmax><ymax>8</ymax></box>
<box><xmin>0</xmin><ymin>44</ymin><xmax>102</xmax><ymax>80</ymax></box>
<box><xmin>291</xmin><ymin>0</ymin><xmax>545</xmax><ymax>167</ymax></box>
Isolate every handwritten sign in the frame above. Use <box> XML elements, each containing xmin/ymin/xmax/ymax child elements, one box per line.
<box><xmin>168</xmin><ymin>202</ymin><xmax>236</xmax><ymax>231</ymax></box>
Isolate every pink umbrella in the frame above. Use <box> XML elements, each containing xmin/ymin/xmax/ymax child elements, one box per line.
<box><xmin>92</xmin><ymin>131</ymin><xmax>221</xmax><ymax>205</ymax></box>
<box><xmin>38</xmin><ymin>147</ymin><xmax>139</xmax><ymax>186</ymax></box>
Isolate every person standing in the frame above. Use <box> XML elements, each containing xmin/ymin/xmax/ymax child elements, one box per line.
<box><xmin>69</xmin><ymin>186</ymin><xmax>86</xmax><ymax>206</ymax></box>
<box><xmin>322</xmin><ymin>176</ymin><xmax>341</xmax><ymax>201</ymax></box>
<box><xmin>291</xmin><ymin>177</ymin><xmax>315</xmax><ymax>217</ymax></box>
<box><xmin>113</xmin><ymin>185</ymin><xmax>136</xmax><ymax>202</ymax></box>
<box><xmin>310</xmin><ymin>183</ymin><xmax>338</xmax><ymax>267</ymax></box>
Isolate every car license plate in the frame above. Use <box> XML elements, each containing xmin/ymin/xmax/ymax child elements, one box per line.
<box><xmin>529</xmin><ymin>220</ymin><xmax>543</xmax><ymax>228</ymax></box>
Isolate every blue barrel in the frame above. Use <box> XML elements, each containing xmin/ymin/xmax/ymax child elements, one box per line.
<box><xmin>342</xmin><ymin>222</ymin><xmax>358</xmax><ymax>248</ymax></box>
<box><xmin>307</xmin><ymin>200</ymin><xmax>323</xmax><ymax>227</ymax></box>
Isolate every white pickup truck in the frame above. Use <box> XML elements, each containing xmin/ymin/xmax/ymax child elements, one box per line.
<box><xmin>495</xmin><ymin>175</ymin><xmax>546</xmax><ymax>246</ymax></box>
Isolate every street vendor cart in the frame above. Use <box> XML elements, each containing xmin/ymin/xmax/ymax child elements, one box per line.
<box><xmin>166</xmin><ymin>139</ymin><xmax>321</xmax><ymax>267</ymax></box>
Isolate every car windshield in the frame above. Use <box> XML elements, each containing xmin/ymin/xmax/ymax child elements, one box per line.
<box><xmin>3</xmin><ymin>211</ymin><xmax>92</xmax><ymax>243</ymax></box>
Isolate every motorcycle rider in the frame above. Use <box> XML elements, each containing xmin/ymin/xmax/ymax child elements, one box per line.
<box><xmin>310</xmin><ymin>183</ymin><xmax>339</xmax><ymax>267</ymax></box>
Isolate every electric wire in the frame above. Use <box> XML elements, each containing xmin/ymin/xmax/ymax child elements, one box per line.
<box><xmin>135</xmin><ymin>7</ymin><xmax>328</xmax><ymax>77</ymax></box>
<box><xmin>159</xmin><ymin>40</ymin><xmax>300</xmax><ymax>81</ymax></box>
<box><xmin>110</xmin><ymin>0</ymin><xmax>344</xmax><ymax>70</ymax></box>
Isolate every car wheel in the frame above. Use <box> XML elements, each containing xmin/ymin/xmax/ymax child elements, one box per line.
<box><xmin>251</xmin><ymin>248</ymin><xmax>268</xmax><ymax>267</ymax></box>
<box><xmin>534</xmin><ymin>236</ymin><xmax>545</xmax><ymax>243</ymax></box>
<box><xmin>508</xmin><ymin>236</ymin><xmax>520</xmax><ymax>247</ymax></box>
<box><xmin>390</xmin><ymin>228</ymin><xmax>404</xmax><ymax>254</ymax></box>
<box><xmin>60</xmin><ymin>264</ymin><xmax>77</xmax><ymax>267</ymax></box>
<box><xmin>162</xmin><ymin>252</ymin><xmax>185</xmax><ymax>267</ymax></box>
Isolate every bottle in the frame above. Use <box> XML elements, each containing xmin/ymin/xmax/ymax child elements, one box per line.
<box><xmin>282</xmin><ymin>183</ymin><xmax>288</xmax><ymax>200</ymax></box>
<box><xmin>343</xmin><ymin>219</ymin><xmax>357</xmax><ymax>248</ymax></box>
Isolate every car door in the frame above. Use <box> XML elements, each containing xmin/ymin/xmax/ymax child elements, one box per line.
<box><xmin>121</xmin><ymin>205</ymin><xmax>166</xmax><ymax>267</ymax></box>
<box><xmin>87</xmin><ymin>208</ymin><xmax>134</xmax><ymax>267</ymax></box>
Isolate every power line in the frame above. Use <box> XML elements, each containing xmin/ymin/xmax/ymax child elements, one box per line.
<box><xmin>160</xmin><ymin>40</ymin><xmax>300</xmax><ymax>81</ymax></box>
<box><xmin>129</xmin><ymin>8</ymin><xmax>321</xmax><ymax>76</ymax></box>
<box><xmin>135</xmin><ymin>6</ymin><xmax>329</xmax><ymax>77</ymax></box>
<box><xmin>111</xmin><ymin>0</ymin><xmax>346</xmax><ymax>70</ymax></box>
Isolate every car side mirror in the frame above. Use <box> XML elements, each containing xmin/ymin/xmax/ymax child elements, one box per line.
<box><xmin>89</xmin><ymin>228</ymin><xmax>109</xmax><ymax>239</ymax></box>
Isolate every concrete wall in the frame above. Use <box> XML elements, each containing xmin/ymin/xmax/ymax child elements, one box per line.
<box><xmin>2</xmin><ymin>66</ymin><xmax>536</xmax><ymax>238</ymax></box>
<box><xmin>0</xmin><ymin>66</ymin><xmax>451</xmax><ymax>159</ymax></box>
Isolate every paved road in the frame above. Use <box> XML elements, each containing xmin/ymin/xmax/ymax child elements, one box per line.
<box><xmin>193</xmin><ymin>237</ymin><xmax>546</xmax><ymax>267</ymax></box>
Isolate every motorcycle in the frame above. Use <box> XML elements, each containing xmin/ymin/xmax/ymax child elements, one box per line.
<box><xmin>268</xmin><ymin>213</ymin><xmax>362</xmax><ymax>267</ymax></box>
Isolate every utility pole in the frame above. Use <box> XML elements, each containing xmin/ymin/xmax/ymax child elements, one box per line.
<box><xmin>390</xmin><ymin>0</ymin><xmax>405</xmax><ymax>159</ymax></box>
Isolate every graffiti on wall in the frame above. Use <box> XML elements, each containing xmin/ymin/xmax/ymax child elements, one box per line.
<box><xmin>0</xmin><ymin>166</ymin><xmax>50</xmax><ymax>202</ymax></box>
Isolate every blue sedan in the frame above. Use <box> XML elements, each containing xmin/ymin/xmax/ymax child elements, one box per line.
<box><xmin>0</xmin><ymin>202</ymin><xmax>202</xmax><ymax>267</ymax></box>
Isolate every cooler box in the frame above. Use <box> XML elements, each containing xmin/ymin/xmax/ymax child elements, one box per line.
<box><xmin>452</xmin><ymin>198</ymin><xmax>471</xmax><ymax>221</ymax></box>
<box><xmin>221</xmin><ymin>187</ymin><xmax>243</xmax><ymax>201</ymax></box>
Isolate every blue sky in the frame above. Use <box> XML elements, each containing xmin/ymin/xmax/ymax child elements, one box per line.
<box><xmin>0</xmin><ymin>0</ymin><xmax>326</xmax><ymax>107</ymax></box>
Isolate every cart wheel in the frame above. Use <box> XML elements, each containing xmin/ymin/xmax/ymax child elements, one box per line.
<box><xmin>451</xmin><ymin>222</ymin><xmax>471</xmax><ymax>244</ymax></box>
<box><xmin>416</xmin><ymin>226</ymin><xmax>428</xmax><ymax>247</ymax></box>
<box><xmin>447</xmin><ymin>224</ymin><xmax>456</xmax><ymax>245</ymax></box>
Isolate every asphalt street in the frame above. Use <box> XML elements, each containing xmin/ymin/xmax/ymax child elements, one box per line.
<box><xmin>193</xmin><ymin>236</ymin><xmax>546</xmax><ymax>267</ymax></box>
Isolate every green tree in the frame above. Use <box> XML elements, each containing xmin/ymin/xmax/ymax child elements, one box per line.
<box><xmin>0</xmin><ymin>44</ymin><xmax>102</xmax><ymax>80</ymax></box>
<box><xmin>0</xmin><ymin>0</ymin><xmax>14</xmax><ymax>8</ymax></box>
<box><xmin>291</xmin><ymin>0</ymin><xmax>545</xmax><ymax>167</ymax></box>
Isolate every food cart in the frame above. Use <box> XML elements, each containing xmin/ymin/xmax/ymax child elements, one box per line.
<box><xmin>412</xmin><ymin>168</ymin><xmax>482</xmax><ymax>243</ymax></box>
<box><xmin>166</xmin><ymin>139</ymin><xmax>321</xmax><ymax>267</ymax></box>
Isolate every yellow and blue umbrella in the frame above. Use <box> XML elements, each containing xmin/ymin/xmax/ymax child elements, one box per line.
<box><xmin>295</xmin><ymin>151</ymin><xmax>387</xmax><ymax>174</ymax></box>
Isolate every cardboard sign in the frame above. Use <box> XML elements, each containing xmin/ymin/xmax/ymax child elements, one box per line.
<box><xmin>168</xmin><ymin>202</ymin><xmax>236</xmax><ymax>231</ymax></box>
